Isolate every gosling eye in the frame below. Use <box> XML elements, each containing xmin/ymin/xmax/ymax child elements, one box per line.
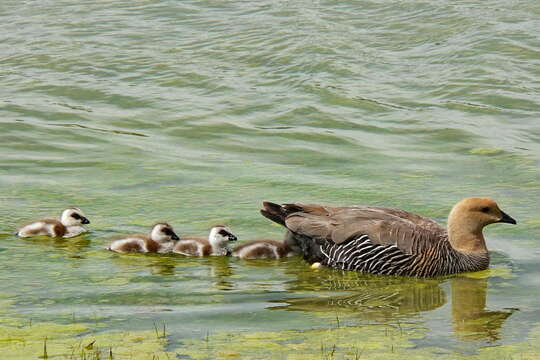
<box><xmin>218</xmin><ymin>229</ymin><xmax>230</xmax><ymax>237</ymax></box>
<box><xmin>162</xmin><ymin>228</ymin><xmax>172</xmax><ymax>236</ymax></box>
<box><xmin>71</xmin><ymin>213</ymin><xmax>82</xmax><ymax>220</ymax></box>
<box><xmin>481</xmin><ymin>207</ymin><xmax>490</xmax><ymax>213</ymax></box>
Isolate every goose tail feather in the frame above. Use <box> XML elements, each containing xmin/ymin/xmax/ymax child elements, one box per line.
<box><xmin>260</xmin><ymin>201</ymin><xmax>288</xmax><ymax>226</ymax></box>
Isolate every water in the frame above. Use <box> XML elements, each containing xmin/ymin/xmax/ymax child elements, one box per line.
<box><xmin>1</xmin><ymin>0</ymin><xmax>539</xmax><ymax>358</ymax></box>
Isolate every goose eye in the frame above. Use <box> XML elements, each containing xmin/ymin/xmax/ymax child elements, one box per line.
<box><xmin>481</xmin><ymin>207</ymin><xmax>490</xmax><ymax>213</ymax></box>
<box><xmin>71</xmin><ymin>213</ymin><xmax>81</xmax><ymax>219</ymax></box>
<box><xmin>162</xmin><ymin>228</ymin><xmax>172</xmax><ymax>235</ymax></box>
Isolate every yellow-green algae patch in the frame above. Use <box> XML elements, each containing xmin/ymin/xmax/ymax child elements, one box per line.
<box><xmin>463</xmin><ymin>265</ymin><xmax>515</xmax><ymax>280</ymax></box>
<box><xmin>469</xmin><ymin>147</ymin><xmax>504</xmax><ymax>156</ymax></box>
<box><xmin>0</xmin><ymin>320</ymin><xmax>173</xmax><ymax>359</ymax></box>
<box><xmin>176</xmin><ymin>324</ymin><xmax>425</xmax><ymax>360</ymax></box>
<box><xmin>175</xmin><ymin>322</ymin><xmax>540</xmax><ymax>360</ymax></box>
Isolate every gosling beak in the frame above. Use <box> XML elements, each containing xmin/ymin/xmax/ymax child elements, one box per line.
<box><xmin>81</xmin><ymin>217</ymin><xmax>90</xmax><ymax>225</ymax></box>
<box><xmin>228</xmin><ymin>234</ymin><xmax>238</xmax><ymax>242</ymax></box>
<box><xmin>498</xmin><ymin>211</ymin><xmax>517</xmax><ymax>225</ymax></box>
<box><xmin>171</xmin><ymin>232</ymin><xmax>180</xmax><ymax>241</ymax></box>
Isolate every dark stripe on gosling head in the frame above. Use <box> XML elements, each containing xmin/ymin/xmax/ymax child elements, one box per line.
<box><xmin>162</xmin><ymin>227</ymin><xmax>180</xmax><ymax>240</ymax></box>
<box><xmin>218</xmin><ymin>229</ymin><xmax>237</xmax><ymax>241</ymax></box>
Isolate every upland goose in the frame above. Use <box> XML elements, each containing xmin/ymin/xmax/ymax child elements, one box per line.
<box><xmin>260</xmin><ymin>198</ymin><xmax>516</xmax><ymax>277</ymax></box>
<box><xmin>17</xmin><ymin>207</ymin><xmax>90</xmax><ymax>238</ymax></box>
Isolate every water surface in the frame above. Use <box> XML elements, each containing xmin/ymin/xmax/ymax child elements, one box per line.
<box><xmin>1</xmin><ymin>0</ymin><xmax>539</xmax><ymax>358</ymax></box>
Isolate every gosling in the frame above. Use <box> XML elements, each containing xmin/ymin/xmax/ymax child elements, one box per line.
<box><xmin>107</xmin><ymin>223</ymin><xmax>180</xmax><ymax>254</ymax></box>
<box><xmin>17</xmin><ymin>207</ymin><xmax>90</xmax><ymax>238</ymax></box>
<box><xmin>232</xmin><ymin>232</ymin><xmax>301</xmax><ymax>259</ymax></box>
<box><xmin>173</xmin><ymin>225</ymin><xmax>237</xmax><ymax>256</ymax></box>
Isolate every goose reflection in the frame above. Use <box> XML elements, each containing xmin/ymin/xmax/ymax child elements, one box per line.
<box><xmin>270</xmin><ymin>267</ymin><xmax>514</xmax><ymax>341</ymax></box>
<box><xmin>451</xmin><ymin>276</ymin><xmax>515</xmax><ymax>341</ymax></box>
<box><xmin>271</xmin><ymin>269</ymin><xmax>445</xmax><ymax>321</ymax></box>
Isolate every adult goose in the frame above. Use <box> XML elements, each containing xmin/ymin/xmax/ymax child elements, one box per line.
<box><xmin>260</xmin><ymin>198</ymin><xmax>516</xmax><ymax>277</ymax></box>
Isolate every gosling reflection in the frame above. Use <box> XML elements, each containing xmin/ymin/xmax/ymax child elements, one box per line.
<box><xmin>271</xmin><ymin>268</ymin><xmax>514</xmax><ymax>341</ymax></box>
<box><xmin>204</xmin><ymin>257</ymin><xmax>234</xmax><ymax>291</ymax></box>
<box><xmin>21</xmin><ymin>235</ymin><xmax>92</xmax><ymax>255</ymax></box>
<box><xmin>451</xmin><ymin>277</ymin><xmax>515</xmax><ymax>342</ymax></box>
<box><xmin>149</xmin><ymin>262</ymin><xmax>176</xmax><ymax>275</ymax></box>
<box><xmin>110</xmin><ymin>253</ymin><xmax>178</xmax><ymax>275</ymax></box>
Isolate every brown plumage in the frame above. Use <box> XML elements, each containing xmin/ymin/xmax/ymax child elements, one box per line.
<box><xmin>107</xmin><ymin>223</ymin><xmax>180</xmax><ymax>254</ymax></box>
<box><xmin>232</xmin><ymin>239</ymin><xmax>299</xmax><ymax>260</ymax></box>
<box><xmin>172</xmin><ymin>225</ymin><xmax>237</xmax><ymax>257</ymax></box>
<box><xmin>173</xmin><ymin>236</ymin><xmax>213</xmax><ymax>257</ymax></box>
<box><xmin>16</xmin><ymin>207</ymin><xmax>90</xmax><ymax>238</ymax></box>
<box><xmin>260</xmin><ymin>198</ymin><xmax>517</xmax><ymax>277</ymax></box>
<box><xmin>20</xmin><ymin>219</ymin><xmax>66</xmax><ymax>237</ymax></box>
<box><xmin>109</xmin><ymin>234</ymin><xmax>154</xmax><ymax>253</ymax></box>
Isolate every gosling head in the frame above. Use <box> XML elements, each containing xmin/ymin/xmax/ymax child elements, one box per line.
<box><xmin>61</xmin><ymin>207</ymin><xmax>90</xmax><ymax>227</ymax></box>
<box><xmin>449</xmin><ymin>197</ymin><xmax>516</xmax><ymax>235</ymax></box>
<box><xmin>208</xmin><ymin>225</ymin><xmax>238</xmax><ymax>247</ymax></box>
<box><xmin>150</xmin><ymin>223</ymin><xmax>180</xmax><ymax>243</ymax></box>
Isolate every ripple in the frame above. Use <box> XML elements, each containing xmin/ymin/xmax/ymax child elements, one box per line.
<box><xmin>0</xmin><ymin>0</ymin><xmax>539</xmax><ymax>356</ymax></box>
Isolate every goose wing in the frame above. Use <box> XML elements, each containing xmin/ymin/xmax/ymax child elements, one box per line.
<box><xmin>282</xmin><ymin>204</ymin><xmax>446</xmax><ymax>255</ymax></box>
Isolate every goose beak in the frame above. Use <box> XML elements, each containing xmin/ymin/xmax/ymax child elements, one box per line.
<box><xmin>498</xmin><ymin>211</ymin><xmax>517</xmax><ymax>225</ymax></box>
<box><xmin>81</xmin><ymin>217</ymin><xmax>90</xmax><ymax>225</ymax></box>
<box><xmin>171</xmin><ymin>232</ymin><xmax>180</xmax><ymax>241</ymax></box>
<box><xmin>228</xmin><ymin>234</ymin><xmax>238</xmax><ymax>242</ymax></box>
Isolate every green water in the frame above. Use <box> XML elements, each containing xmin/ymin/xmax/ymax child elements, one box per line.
<box><xmin>1</xmin><ymin>0</ymin><xmax>539</xmax><ymax>358</ymax></box>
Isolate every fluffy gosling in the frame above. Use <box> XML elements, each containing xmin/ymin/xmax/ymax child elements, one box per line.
<box><xmin>173</xmin><ymin>225</ymin><xmax>237</xmax><ymax>256</ymax></box>
<box><xmin>108</xmin><ymin>222</ymin><xmax>179</xmax><ymax>254</ymax></box>
<box><xmin>17</xmin><ymin>207</ymin><xmax>90</xmax><ymax>238</ymax></box>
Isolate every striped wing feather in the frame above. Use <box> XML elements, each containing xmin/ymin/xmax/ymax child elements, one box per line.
<box><xmin>321</xmin><ymin>234</ymin><xmax>415</xmax><ymax>275</ymax></box>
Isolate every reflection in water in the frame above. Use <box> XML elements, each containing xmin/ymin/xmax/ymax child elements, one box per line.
<box><xmin>108</xmin><ymin>252</ymin><xmax>236</xmax><ymax>289</ymax></box>
<box><xmin>149</xmin><ymin>263</ymin><xmax>176</xmax><ymax>276</ymax></box>
<box><xmin>272</xmin><ymin>270</ymin><xmax>445</xmax><ymax>321</ymax></box>
<box><xmin>22</xmin><ymin>235</ymin><xmax>91</xmax><ymax>255</ymax></box>
<box><xmin>109</xmin><ymin>252</ymin><xmax>179</xmax><ymax>276</ymax></box>
<box><xmin>451</xmin><ymin>277</ymin><xmax>515</xmax><ymax>342</ymax></box>
<box><xmin>271</xmin><ymin>268</ymin><xmax>514</xmax><ymax>342</ymax></box>
<box><xmin>205</xmin><ymin>257</ymin><xmax>234</xmax><ymax>291</ymax></box>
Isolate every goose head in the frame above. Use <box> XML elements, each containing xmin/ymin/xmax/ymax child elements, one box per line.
<box><xmin>208</xmin><ymin>225</ymin><xmax>237</xmax><ymax>248</ymax></box>
<box><xmin>448</xmin><ymin>197</ymin><xmax>516</xmax><ymax>253</ymax></box>
<box><xmin>61</xmin><ymin>207</ymin><xmax>90</xmax><ymax>227</ymax></box>
<box><xmin>150</xmin><ymin>222</ymin><xmax>180</xmax><ymax>243</ymax></box>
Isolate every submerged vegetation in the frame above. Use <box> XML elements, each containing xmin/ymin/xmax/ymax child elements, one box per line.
<box><xmin>2</xmin><ymin>315</ymin><xmax>539</xmax><ymax>359</ymax></box>
<box><xmin>1</xmin><ymin>0</ymin><xmax>539</xmax><ymax>358</ymax></box>
<box><xmin>0</xmin><ymin>320</ymin><xmax>172</xmax><ymax>359</ymax></box>
<box><xmin>177</xmin><ymin>321</ymin><xmax>540</xmax><ymax>360</ymax></box>
<box><xmin>0</xmin><ymin>262</ymin><xmax>532</xmax><ymax>359</ymax></box>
